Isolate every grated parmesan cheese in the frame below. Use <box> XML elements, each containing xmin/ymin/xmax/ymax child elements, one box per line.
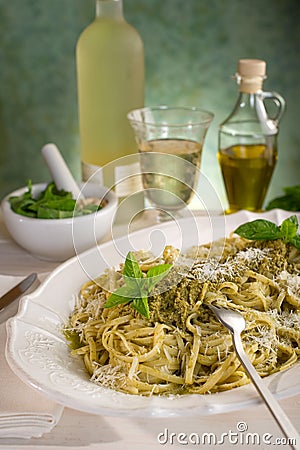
<box><xmin>184</xmin><ymin>247</ymin><xmax>272</xmax><ymax>284</ymax></box>
<box><xmin>91</xmin><ymin>363</ymin><xmax>126</xmax><ymax>389</ymax></box>
<box><xmin>277</xmin><ymin>270</ymin><xmax>300</xmax><ymax>297</ymax></box>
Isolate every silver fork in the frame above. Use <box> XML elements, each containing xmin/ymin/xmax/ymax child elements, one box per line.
<box><xmin>209</xmin><ymin>304</ymin><xmax>300</xmax><ymax>450</ymax></box>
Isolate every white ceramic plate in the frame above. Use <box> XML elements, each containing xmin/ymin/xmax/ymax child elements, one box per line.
<box><xmin>6</xmin><ymin>209</ymin><xmax>300</xmax><ymax>417</ymax></box>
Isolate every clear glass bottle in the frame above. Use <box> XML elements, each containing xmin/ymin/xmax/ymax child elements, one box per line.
<box><xmin>76</xmin><ymin>0</ymin><xmax>144</xmax><ymax>220</ymax></box>
<box><xmin>218</xmin><ymin>59</ymin><xmax>285</xmax><ymax>213</ymax></box>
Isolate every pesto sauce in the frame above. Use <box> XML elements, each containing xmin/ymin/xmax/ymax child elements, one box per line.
<box><xmin>63</xmin><ymin>328</ymin><xmax>85</xmax><ymax>350</ymax></box>
<box><xmin>148</xmin><ymin>240</ymin><xmax>297</xmax><ymax>330</ymax></box>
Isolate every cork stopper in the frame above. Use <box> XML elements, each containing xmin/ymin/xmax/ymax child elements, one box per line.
<box><xmin>237</xmin><ymin>59</ymin><xmax>266</xmax><ymax>93</ymax></box>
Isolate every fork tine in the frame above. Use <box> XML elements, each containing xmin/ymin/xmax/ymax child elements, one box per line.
<box><xmin>208</xmin><ymin>303</ymin><xmax>221</xmax><ymax>311</ymax></box>
<box><xmin>207</xmin><ymin>303</ymin><xmax>245</xmax><ymax>334</ymax></box>
<box><xmin>207</xmin><ymin>303</ymin><xmax>299</xmax><ymax>448</ymax></box>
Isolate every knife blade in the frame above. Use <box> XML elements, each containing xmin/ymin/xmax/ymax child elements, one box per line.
<box><xmin>0</xmin><ymin>273</ymin><xmax>38</xmax><ymax>312</ymax></box>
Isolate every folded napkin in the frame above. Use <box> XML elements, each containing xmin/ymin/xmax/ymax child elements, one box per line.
<box><xmin>0</xmin><ymin>275</ymin><xmax>64</xmax><ymax>438</ymax></box>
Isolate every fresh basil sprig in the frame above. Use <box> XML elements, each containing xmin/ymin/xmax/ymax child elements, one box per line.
<box><xmin>234</xmin><ymin>215</ymin><xmax>300</xmax><ymax>250</ymax></box>
<box><xmin>9</xmin><ymin>180</ymin><xmax>102</xmax><ymax>219</ymax></box>
<box><xmin>266</xmin><ymin>185</ymin><xmax>300</xmax><ymax>212</ymax></box>
<box><xmin>104</xmin><ymin>252</ymin><xmax>172</xmax><ymax>319</ymax></box>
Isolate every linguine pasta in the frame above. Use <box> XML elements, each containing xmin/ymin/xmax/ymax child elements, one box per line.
<box><xmin>66</xmin><ymin>236</ymin><xmax>300</xmax><ymax>396</ymax></box>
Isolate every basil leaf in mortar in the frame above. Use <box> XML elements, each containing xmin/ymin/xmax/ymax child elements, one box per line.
<box><xmin>9</xmin><ymin>180</ymin><xmax>102</xmax><ymax>219</ymax></box>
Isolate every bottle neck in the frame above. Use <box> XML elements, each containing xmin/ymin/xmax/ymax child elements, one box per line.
<box><xmin>236</xmin><ymin>91</ymin><xmax>260</xmax><ymax>106</ymax></box>
<box><xmin>96</xmin><ymin>0</ymin><xmax>124</xmax><ymax>20</ymax></box>
<box><xmin>228</xmin><ymin>91</ymin><xmax>279</xmax><ymax>136</ymax></box>
<box><xmin>236</xmin><ymin>74</ymin><xmax>264</xmax><ymax>94</ymax></box>
<box><xmin>228</xmin><ymin>91</ymin><xmax>259</xmax><ymax>123</ymax></box>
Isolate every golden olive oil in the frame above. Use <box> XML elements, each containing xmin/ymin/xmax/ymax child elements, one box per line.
<box><xmin>218</xmin><ymin>59</ymin><xmax>285</xmax><ymax>214</ymax></box>
<box><xmin>218</xmin><ymin>144</ymin><xmax>277</xmax><ymax>213</ymax></box>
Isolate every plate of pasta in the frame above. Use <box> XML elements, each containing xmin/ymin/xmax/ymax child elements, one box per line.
<box><xmin>6</xmin><ymin>209</ymin><xmax>300</xmax><ymax>417</ymax></box>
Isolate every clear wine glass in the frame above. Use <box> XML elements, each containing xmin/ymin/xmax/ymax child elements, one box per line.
<box><xmin>127</xmin><ymin>106</ymin><xmax>214</xmax><ymax>222</ymax></box>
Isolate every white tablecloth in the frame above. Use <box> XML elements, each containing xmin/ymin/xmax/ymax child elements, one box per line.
<box><xmin>0</xmin><ymin>211</ymin><xmax>299</xmax><ymax>450</ymax></box>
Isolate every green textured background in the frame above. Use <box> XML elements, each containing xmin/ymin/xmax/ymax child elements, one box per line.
<box><xmin>0</xmin><ymin>0</ymin><xmax>299</xmax><ymax>209</ymax></box>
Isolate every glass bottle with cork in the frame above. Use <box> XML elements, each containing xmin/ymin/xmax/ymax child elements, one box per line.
<box><xmin>218</xmin><ymin>59</ymin><xmax>285</xmax><ymax>213</ymax></box>
<box><xmin>76</xmin><ymin>0</ymin><xmax>144</xmax><ymax>221</ymax></box>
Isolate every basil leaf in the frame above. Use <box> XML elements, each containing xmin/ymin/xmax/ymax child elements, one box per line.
<box><xmin>279</xmin><ymin>215</ymin><xmax>298</xmax><ymax>243</ymax></box>
<box><xmin>104</xmin><ymin>252</ymin><xmax>173</xmax><ymax>319</ymax></box>
<box><xmin>131</xmin><ymin>297</ymin><xmax>150</xmax><ymax>319</ymax></box>
<box><xmin>234</xmin><ymin>215</ymin><xmax>300</xmax><ymax>251</ymax></box>
<box><xmin>234</xmin><ymin>219</ymin><xmax>281</xmax><ymax>241</ymax></box>
<box><xmin>266</xmin><ymin>185</ymin><xmax>300</xmax><ymax>212</ymax></box>
<box><xmin>26</xmin><ymin>179</ymin><xmax>33</xmax><ymax>195</ymax></box>
<box><xmin>40</xmin><ymin>182</ymin><xmax>72</xmax><ymax>202</ymax></box>
<box><xmin>75</xmin><ymin>204</ymin><xmax>102</xmax><ymax>216</ymax></box>
<box><xmin>146</xmin><ymin>264</ymin><xmax>172</xmax><ymax>291</ymax></box>
<box><xmin>36</xmin><ymin>199</ymin><xmax>76</xmax><ymax>219</ymax></box>
<box><xmin>104</xmin><ymin>285</ymin><xmax>138</xmax><ymax>308</ymax></box>
<box><xmin>9</xmin><ymin>197</ymin><xmax>37</xmax><ymax>217</ymax></box>
<box><xmin>284</xmin><ymin>186</ymin><xmax>300</xmax><ymax>196</ymax></box>
<box><xmin>290</xmin><ymin>234</ymin><xmax>300</xmax><ymax>251</ymax></box>
<box><xmin>9</xmin><ymin>180</ymin><xmax>35</xmax><ymax>216</ymax></box>
<box><xmin>123</xmin><ymin>252</ymin><xmax>143</xmax><ymax>284</ymax></box>
<box><xmin>8</xmin><ymin>181</ymin><xmax>82</xmax><ymax>219</ymax></box>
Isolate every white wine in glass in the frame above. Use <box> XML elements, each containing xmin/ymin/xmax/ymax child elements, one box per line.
<box><xmin>128</xmin><ymin>106</ymin><xmax>214</xmax><ymax>221</ymax></box>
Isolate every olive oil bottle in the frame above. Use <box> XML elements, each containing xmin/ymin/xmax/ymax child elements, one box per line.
<box><xmin>218</xmin><ymin>59</ymin><xmax>285</xmax><ymax>213</ymax></box>
<box><xmin>76</xmin><ymin>0</ymin><xmax>144</xmax><ymax>221</ymax></box>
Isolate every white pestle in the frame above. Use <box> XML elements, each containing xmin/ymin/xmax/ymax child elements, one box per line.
<box><xmin>41</xmin><ymin>143</ymin><xmax>84</xmax><ymax>199</ymax></box>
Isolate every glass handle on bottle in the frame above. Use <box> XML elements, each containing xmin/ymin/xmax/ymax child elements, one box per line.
<box><xmin>261</xmin><ymin>91</ymin><xmax>286</xmax><ymax>124</ymax></box>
